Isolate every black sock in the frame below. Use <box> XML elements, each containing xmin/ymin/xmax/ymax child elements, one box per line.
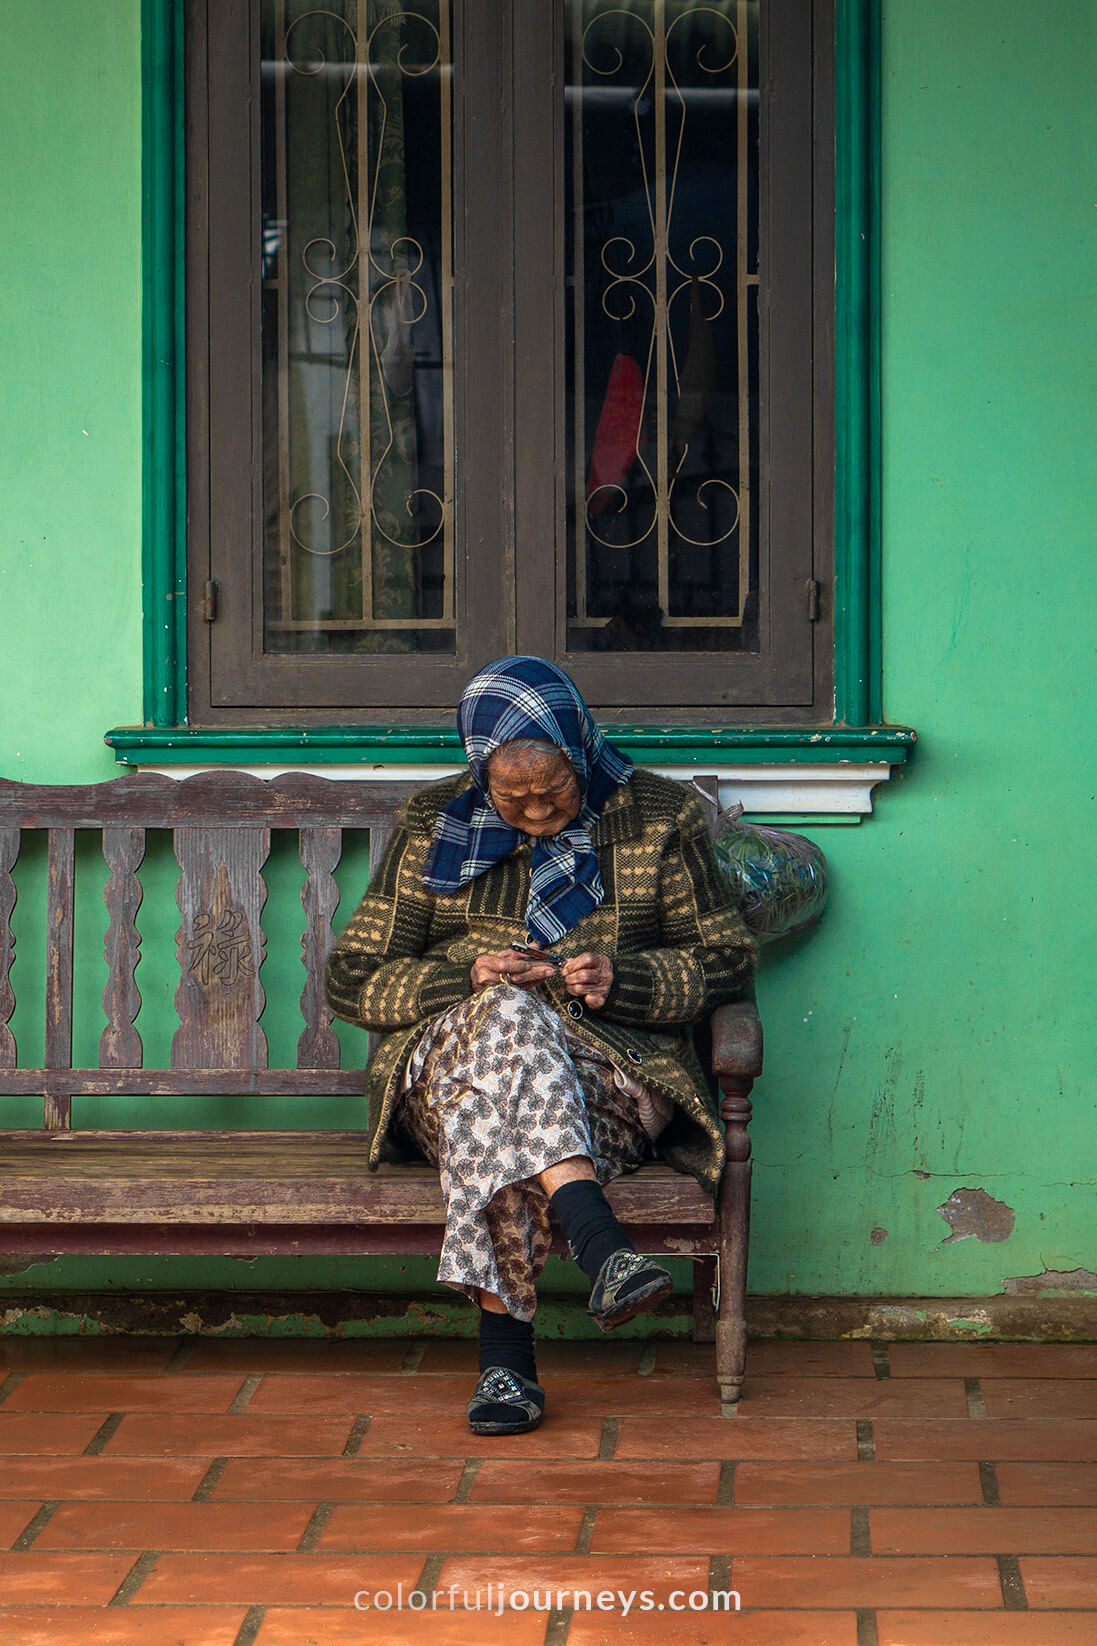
<box><xmin>478</xmin><ymin>1308</ymin><xmax>538</xmax><ymax>1384</ymax></box>
<box><xmin>550</xmin><ymin>1179</ymin><xmax>635</xmax><ymax>1285</ymax></box>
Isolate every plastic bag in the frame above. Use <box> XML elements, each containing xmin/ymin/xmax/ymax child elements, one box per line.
<box><xmin>712</xmin><ymin>803</ymin><xmax>829</xmax><ymax>940</ymax></box>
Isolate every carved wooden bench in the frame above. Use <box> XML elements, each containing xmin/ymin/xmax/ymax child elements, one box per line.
<box><xmin>0</xmin><ymin>772</ymin><xmax>762</xmax><ymax>1402</ymax></box>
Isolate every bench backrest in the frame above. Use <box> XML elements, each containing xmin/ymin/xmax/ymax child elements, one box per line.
<box><xmin>0</xmin><ymin>770</ymin><xmax>722</xmax><ymax>1136</ymax></box>
<box><xmin>0</xmin><ymin>772</ymin><xmax>418</xmax><ymax>1132</ymax></box>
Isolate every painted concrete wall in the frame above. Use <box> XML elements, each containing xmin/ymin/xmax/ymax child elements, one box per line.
<box><xmin>0</xmin><ymin>0</ymin><xmax>1095</xmax><ymax>1307</ymax></box>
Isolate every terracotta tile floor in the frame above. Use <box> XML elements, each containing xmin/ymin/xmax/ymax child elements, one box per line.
<box><xmin>0</xmin><ymin>1335</ymin><xmax>1095</xmax><ymax>1644</ymax></box>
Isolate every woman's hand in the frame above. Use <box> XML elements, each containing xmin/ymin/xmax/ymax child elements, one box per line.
<box><xmin>561</xmin><ymin>952</ymin><xmax>614</xmax><ymax>1011</ymax></box>
<box><xmin>470</xmin><ymin>949</ymin><xmax>555</xmax><ymax>991</ymax></box>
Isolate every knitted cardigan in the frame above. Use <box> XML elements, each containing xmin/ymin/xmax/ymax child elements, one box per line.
<box><xmin>325</xmin><ymin>767</ymin><xmax>756</xmax><ymax>1196</ymax></box>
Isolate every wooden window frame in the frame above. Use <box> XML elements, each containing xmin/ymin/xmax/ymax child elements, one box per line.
<box><xmin>118</xmin><ymin>0</ymin><xmax>894</xmax><ymax>764</ymax></box>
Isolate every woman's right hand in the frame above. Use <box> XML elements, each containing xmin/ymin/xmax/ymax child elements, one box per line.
<box><xmin>470</xmin><ymin>948</ymin><xmax>556</xmax><ymax>991</ymax></box>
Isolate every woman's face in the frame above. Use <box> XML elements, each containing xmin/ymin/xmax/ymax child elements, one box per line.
<box><xmin>486</xmin><ymin>745</ymin><xmax>582</xmax><ymax>837</ymax></box>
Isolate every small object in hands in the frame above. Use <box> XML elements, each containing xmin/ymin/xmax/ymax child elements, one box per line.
<box><xmin>508</xmin><ymin>942</ymin><xmax>562</xmax><ymax>967</ymax></box>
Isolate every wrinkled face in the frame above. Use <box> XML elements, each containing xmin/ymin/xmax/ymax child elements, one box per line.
<box><xmin>486</xmin><ymin>745</ymin><xmax>582</xmax><ymax>837</ymax></box>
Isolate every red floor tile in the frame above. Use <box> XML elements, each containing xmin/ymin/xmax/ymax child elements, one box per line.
<box><xmin>874</xmin><ymin>1420</ymin><xmax>1097</xmax><ymax>1461</ymax></box>
<box><xmin>0</xmin><ymin>1340</ymin><xmax>179</xmax><ymax>1373</ymax></box>
<box><xmin>0</xmin><ymin>1610</ymin><xmax>248</xmax><ymax>1644</ymax></box>
<box><xmin>0</xmin><ymin>1414</ymin><xmax>110</xmax><ymax>1455</ymax></box>
<box><xmin>614</xmin><ymin>1416</ymin><xmax>859</xmax><ymax>1459</ymax></box>
<box><xmin>435</xmin><ymin>1553</ymin><xmax>713</xmax><ymax>1604</ymax></box>
<box><xmin>182</xmin><ymin>1337</ymin><xmax>409</xmax><ymax>1373</ymax></box>
<box><xmin>468</xmin><ymin>1460</ymin><xmax>721</xmax><ymax>1505</ymax></box>
<box><xmin>1020</xmin><ymin>1555</ymin><xmax>1097</xmax><ymax>1607</ymax></box>
<box><xmin>733</xmin><ymin>1460</ymin><xmax>983</xmax><ymax>1505</ymax></box>
<box><xmin>0</xmin><ymin>1457</ymin><xmax>211</xmax><ymax>1501</ymax></box>
<box><xmin>655</xmin><ymin>1340</ymin><xmax>876</xmax><ymax>1378</ymax></box>
<box><xmin>889</xmin><ymin>1343</ymin><xmax>1097</xmax><ymax>1379</ymax></box>
<box><xmin>101</xmin><ymin>1413</ymin><xmax>356</xmax><ymax>1456</ymax></box>
<box><xmin>981</xmin><ymin>1381</ymin><xmax>1097</xmax><ymax>1420</ymax></box>
<box><xmin>254</xmin><ymin>1610</ymin><xmax>548</xmax><ymax>1644</ymax></box>
<box><xmin>568</xmin><ymin>1614</ymin><xmax>858</xmax><ymax>1646</ymax></box>
<box><xmin>0</xmin><ymin>1551</ymin><xmax>136</xmax><ymax>1605</ymax></box>
<box><xmin>728</xmin><ymin>1554</ymin><xmax>1001</xmax><ymax>1608</ymax></box>
<box><xmin>4</xmin><ymin>1374</ymin><xmax>245</xmax><ymax>1413</ymax></box>
<box><xmin>137</xmin><ymin>1551</ymin><xmax>424</xmax><ymax>1605</ymax></box>
<box><xmin>876</xmin><ymin>1613</ymin><xmax>1097</xmax><ymax>1645</ymax></box>
<box><xmin>35</xmin><ymin>1501</ymin><xmax>316</xmax><ymax>1552</ymax></box>
<box><xmin>872</xmin><ymin>1506</ymin><xmax>1097</xmax><ymax>1555</ymax></box>
<box><xmin>355</xmin><ymin>1412</ymin><xmax>605</xmax><ymax>1458</ymax></box>
<box><xmin>209</xmin><ymin>1457</ymin><xmax>465</xmax><ymax>1502</ymax></box>
<box><xmin>736</xmin><ymin>1377</ymin><xmax>968</xmax><ymax>1419</ymax></box>
<box><xmin>316</xmin><ymin>1503</ymin><xmax>584</xmax><ymax>1553</ymax></box>
<box><xmin>416</xmin><ymin>1338</ymin><xmax>644</xmax><ymax>1374</ymax></box>
<box><xmin>590</xmin><ymin>1506</ymin><xmax>850</xmax><ymax>1555</ymax></box>
<box><xmin>0</xmin><ymin>1503</ymin><xmax>43</xmax><ymax>1547</ymax></box>
<box><xmin>248</xmin><ymin>1371</ymin><xmax>721</xmax><ymax>1418</ymax></box>
<box><xmin>995</xmin><ymin>1462</ymin><xmax>1097</xmax><ymax>1505</ymax></box>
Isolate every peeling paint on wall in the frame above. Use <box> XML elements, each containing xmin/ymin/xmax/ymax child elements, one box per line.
<box><xmin>937</xmin><ymin>1188</ymin><xmax>1015</xmax><ymax>1244</ymax></box>
<box><xmin>1003</xmin><ymin>1267</ymin><xmax>1097</xmax><ymax>1295</ymax></box>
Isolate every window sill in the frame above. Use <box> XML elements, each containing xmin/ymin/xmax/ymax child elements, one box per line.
<box><xmin>105</xmin><ymin>725</ymin><xmax>915</xmax><ymax>820</ymax></box>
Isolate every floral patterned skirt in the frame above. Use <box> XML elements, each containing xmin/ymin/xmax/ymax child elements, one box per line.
<box><xmin>393</xmin><ymin>983</ymin><xmax>671</xmax><ymax>1321</ymax></box>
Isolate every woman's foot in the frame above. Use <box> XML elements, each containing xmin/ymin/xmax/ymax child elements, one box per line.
<box><xmin>467</xmin><ymin>1367</ymin><xmax>546</xmax><ymax>1434</ymax></box>
<box><xmin>588</xmin><ymin>1248</ymin><xmax>674</xmax><ymax>1331</ymax></box>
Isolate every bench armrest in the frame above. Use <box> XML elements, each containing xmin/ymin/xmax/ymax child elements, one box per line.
<box><xmin>710</xmin><ymin>989</ymin><xmax>763</xmax><ymax>1080</ymax></box>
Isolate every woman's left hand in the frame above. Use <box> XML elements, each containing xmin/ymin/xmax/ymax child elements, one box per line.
<box><xmin>561</xmin><ymin>952</ymin><xmax>614</xmax><ymax>1010</ymax></box>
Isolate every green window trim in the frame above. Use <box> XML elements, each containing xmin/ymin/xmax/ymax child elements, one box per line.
<box><xmin>122</xmin><ymin>0</ymin><xmax>902</xmax><ymax>768</ymax></box>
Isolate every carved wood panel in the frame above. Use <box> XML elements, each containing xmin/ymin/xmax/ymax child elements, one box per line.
<box><xmin>172</xmin><ymin>827</ymin><xmax>270</xmax><ymax>1070</ymax></box>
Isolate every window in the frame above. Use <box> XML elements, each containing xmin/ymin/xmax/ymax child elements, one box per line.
<box><xmin>185</xmin><ymin>0</ymin><xmax>833</xmax><ymax>723</ymax></box>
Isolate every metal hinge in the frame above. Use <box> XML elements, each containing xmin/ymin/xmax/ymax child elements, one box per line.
<box><xmin>806</xmin><ymin>579</ymin><xmax>821</xmax><ymax>622</ymax></box>
<box><xmin>199</xmin><ymin>580</ymin><xmax>219</xmax><ymax>623</ymax></box>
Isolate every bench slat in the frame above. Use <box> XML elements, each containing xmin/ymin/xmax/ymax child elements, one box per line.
<box><xmin>297</xmin><ymin>826</ymin><xmax>343</xmax><ymax>1069</ymax></box>
<box><xmin>100</xmin><ymin>826</ymin><xmax>146</xmax><ymax>1069</ymax></box>
<box><xmin>44</xmin><ymin>829</ymin><xmax>75</xmax><ymax>1127</ymax></box>
<box><xmin>171</xmin><ymin>825</ymin><xmax>270</xmax><ymax>1071</ymax></box>
<box><xmin>0</xmin><ymin>1068</ymin><xmax>366</xmax><ymax>1097</ymax></box>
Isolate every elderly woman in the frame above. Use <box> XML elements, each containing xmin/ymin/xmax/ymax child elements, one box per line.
<box><xmin>326</xmin><ymin>656</ymin><xmax>753</xmax><ymax>1434</ymax></box>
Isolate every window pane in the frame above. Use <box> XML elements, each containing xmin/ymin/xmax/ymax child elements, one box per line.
<box><xmin>260</xmin><ymin>0</ymin><xmax>454</xmax><ymax>657</ymax></box>
<box><xmin>564</xmin><ymin>0</ymin><xmax>758</xmax><ymax>655</ymax></box>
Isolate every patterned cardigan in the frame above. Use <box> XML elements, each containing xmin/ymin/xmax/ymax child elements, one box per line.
<box><xmin>325</xmin><ymin>767</ymin><xmax>756</xmax><ymax>1196</ymax></box>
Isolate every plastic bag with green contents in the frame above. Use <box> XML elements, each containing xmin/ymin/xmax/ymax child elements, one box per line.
<box><xmin>712</xmin><ymin>804</ymin><xmax>829</xmax><ymax>940</ymax></box>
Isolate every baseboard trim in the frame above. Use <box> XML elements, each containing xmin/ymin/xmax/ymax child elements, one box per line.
<box><xmin>0</xmin><ymin>1291</ymin><xmax>1093</xmax><ymax>1340</ymax></box>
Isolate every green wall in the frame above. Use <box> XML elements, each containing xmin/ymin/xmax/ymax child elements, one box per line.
<box><xmin>0</xmin><ymin>0</ymin><xmax>1095</xmax><ymax>1310</ymax></box>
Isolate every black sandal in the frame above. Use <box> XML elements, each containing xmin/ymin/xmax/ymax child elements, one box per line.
<box><xmin>588</xmin><ymin>1248</ymin><xmax>674</xmax><ymax>1332</ymax></box>
<box><xmin>467</xmin><ymin>1366</ymin><xmax>546</xmax><ymax>1435</ymax></box>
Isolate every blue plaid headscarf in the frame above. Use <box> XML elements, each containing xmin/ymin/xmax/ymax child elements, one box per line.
<box><xmin>422</xmin><ymin>656</ymin><xmax>633</xmax><ymax>945</ymax></box>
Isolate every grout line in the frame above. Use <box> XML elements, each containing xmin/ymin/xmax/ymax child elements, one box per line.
<box><xmin>856</xmin><ymin>1608</ymin><xmax>879</xmax><ymax>1646</ymax></box>
<box><xmin>978</xmin><ymin>1460</ymin><xmax>1001</xmax><ymax>1506</ymax></box>
<box><xmin>574</xmin><ymin>1505</ymin><xmax>597</xmax><ymax>1556</ymax></box>
<box><xmin>233</xmin><ymin>1605</ymin><xmax>266</xmax><ymax>1646</ymax></box>
<box><xmin>454</xmin><ymin>1459</ymin><xmax>482</xmax><ymax>1504</ymax></box>
<box><xmin>709</xmin><ymin>1553</ymin><xmax>734</xmax><ymax>1602</ymax></box>
<box><xmin>545</xmin><ymin>1608</ymin><xmax>574</xmax><ymax>1645</ymax></box>
<box><xmin>162</xmin><ymin>1338</ymin><xmax>193</xmax><ymax>1373</ymax></box>
<box><xmin>636</xmin><ymin>1343</ymin><xmax>656</xmax><ymax>1376</ymax></box>
<box><xmin>228</xmin><ymin>1372</ymin><xmax>264</xmax><ymax>1414</ymax></box>
<box><xmin>597</xmin><ymin>1417</ymin><xmax>619</xmax><ymax>1461</ymax></box>
<box><xmin>716</xmin><ymin>1460</ymin><xmax>736</xmax><ymax>1505</ymax></box>
<box><xmin>997</xmin><ymin>1553</ymin><xmax>1028</xmax><ymax>1611</ymax></box>
<box><xmin>192</xmin><ymin>1457</ymin><xmax>229</xmax><ymax>1502</ymax></box>
<box><xmin>108</xmin><ymin>1551</ymin><xmax>161</xmax><ymax>1606</ymax></box>
<box><xmin>856</xmin><ymin>1419</ymin><xmax>876</xmax><ymax>1461</ymax></box>
<box><xmin>965</xmin><ymin>1377</ymin><xmax>988</xmax><ymax>1419</ymax></box>
<box><xmin>297</xmin><ymin>1502</ymin><xmax>333</xmax><ymax>1553</ymax></box>
<box><xmin>342</xmin><ymin>1414</ymin><xmax>372</xmax><ymax>1457</ymax></box>
<box><xmin>850</xmin><ymin>1504</ymin><xmax>871</xmax><ymax>1557</ymax></box>
<box><xmin>84</xmin><ymin>1413</ymin><xmax>125</xmax><ymax>1456</ymax></box>
<box><xmin>12</xmin><ymin>1501</ymin><xmax>60</xmax><ymax>1552</ymax></box>
<box><xmin>0</xmin><ymin>1371</ymin><xmax>25</xmax><ymax>1406</ymax></box>
<box><xmin>870</xmin><ymin>1342</ymin><xmax>891</xmax><ymax>1380</ymax></box>
<box><xmin>401</xmin><ymin>1340</ymin><xmax>427</xmax><ymax>1374</ymax></box>
<box><xmin>414</xmin><ymin>1551</ymin><xmax>447</xmax><ymax>1603</ymax></box>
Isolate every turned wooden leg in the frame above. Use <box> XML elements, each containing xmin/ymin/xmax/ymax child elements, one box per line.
<box><xmin>716</xmin><ymin>1075</ymin><xmax>754</xmax><ymax>1408</ymax></box>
